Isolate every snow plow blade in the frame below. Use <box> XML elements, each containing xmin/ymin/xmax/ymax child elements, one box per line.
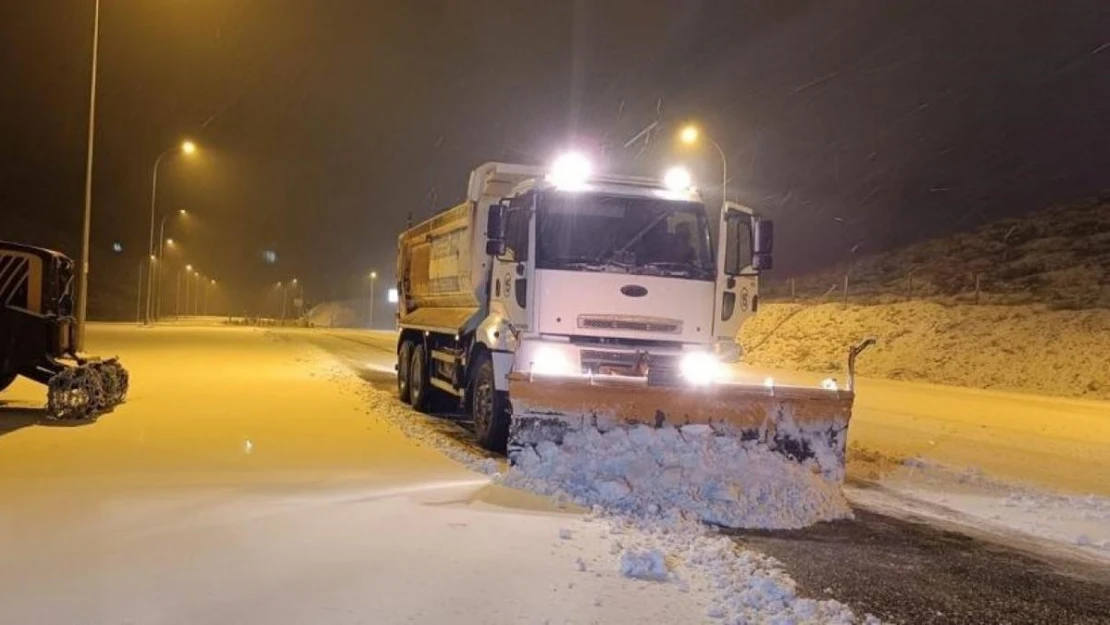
<box><xmin>507</xmin><ymin>375</ymin><xmax>855</xmax><ymax>481</ymax></box>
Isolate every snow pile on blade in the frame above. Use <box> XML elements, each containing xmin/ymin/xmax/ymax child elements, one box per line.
<box><xmin>502</xmin><ymin>423</ymin><xmax>851</xmax><ymax>529</ymax></box>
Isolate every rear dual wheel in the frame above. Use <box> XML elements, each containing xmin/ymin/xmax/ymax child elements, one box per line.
<box><xmin>409</xmin><ymin>343</ymin><xmax>432</xmax><ymax>413</ymax></box>
<box><xmin>397</xmin><ymin>341</ymin><xmax>413</xmax><ymax>403</ymax></box>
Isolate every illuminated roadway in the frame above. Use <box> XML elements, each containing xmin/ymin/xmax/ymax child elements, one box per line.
<box><xmin>1</xmin><ymin>323</ymin><xmax>1107</xmax><ymax>624</ymax></box>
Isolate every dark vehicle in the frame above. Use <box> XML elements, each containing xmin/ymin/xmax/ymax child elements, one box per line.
<box><xmin>0</xmin><ymin>240</ymin><xmax>127</xmax><ymax>419</ymax></box>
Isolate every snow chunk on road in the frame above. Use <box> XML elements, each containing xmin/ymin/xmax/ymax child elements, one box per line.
<box><xmin>620</xmin><ymin>547</ymin><xmax>669</xmax><ymax>581</ymax></box>
<box><xmin>503</xmin><ymin>424</ymin><xmax>851</xmax><ymax>529</ymax></box>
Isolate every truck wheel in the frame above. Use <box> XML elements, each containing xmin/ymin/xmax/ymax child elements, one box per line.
<box><xmin>471</xmin><ymin>353</ymin><xmax>510</xmax><ymax>453</ymax></box>
<box><xmin>409</xmin><ymin>344</ymin><xmax>432</xmax><ymax>413</ymax></box>
<box><xmin>0</xmin><ymin>372</ymin><xmax>16</xmax><ymax>393</ymax></box>
<box><xmin>397</xmin><ymin>340</ymin><xmax>414</xmax><ymax>403</ymax></box>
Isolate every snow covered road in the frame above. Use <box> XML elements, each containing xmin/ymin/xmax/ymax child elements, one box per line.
<box><xmin>3</xmin><ymin>323</ymin><xmax>1107</xmax><ymax>624</ymax></box>
<box><xmin>0</xmin><ymin>325</ymin><xmax>715</xmax><ymax>624</ymax></box>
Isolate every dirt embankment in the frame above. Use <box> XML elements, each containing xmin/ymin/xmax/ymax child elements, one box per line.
<box><xmin>739</xmin><ymin>301</ymin><xmax>1110</xmax><ymax>401</ymax></box>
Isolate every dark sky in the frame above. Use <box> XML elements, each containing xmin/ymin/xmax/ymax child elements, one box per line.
<box><xmin>3</xmin><ymin>1</ymin><xmax>1109</xmax><ymax>313</ymax></box>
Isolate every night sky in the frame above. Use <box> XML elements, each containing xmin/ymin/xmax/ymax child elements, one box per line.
<box><xmin>3</xmin><ymin>1</ymin><xmax>1109</xmax><ymax>315</ymax></box>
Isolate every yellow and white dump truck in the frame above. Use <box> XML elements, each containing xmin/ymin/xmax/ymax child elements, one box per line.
<box><xmin>395</xmin><ymin>157</ymin><xmax>866</xmax><ymax>480</ymax></box>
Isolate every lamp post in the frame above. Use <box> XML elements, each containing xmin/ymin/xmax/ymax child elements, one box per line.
<box><xmin>368</xmin><ymin>271</ymin><xmax>377</xmax><ymax>329</ymax></box>
<box><xmin>178</xmin><ymin>264</ymin><xmax>192</xmax><ymax>318</ymax></box>
<box><xmin>145</xmin><ymin>141</ymin><xmax>196</xmax><ymax>324</ymax></box>
<box><xmin>679</xmin><ymin>124</ymin><xmax>729</xmax><ymax>203</ymax></box>
<box><xmin>154</xmin><ymin>208</ymin><xmax>186</xmax><ymax>321</ymax></box>
<box><xmin>278</xmin><ymin>281</ymin><xmax>287</xmax><ymax>323</ymax></box>
<box><xmin>203</xmin><ymin>278</ymin><xmax>215</xmax><ymax>316</ymax></box>
<box><xmin>76</xmin><ymin>0</ymin><xmax>100</xmax><ymax>350</ymax></box>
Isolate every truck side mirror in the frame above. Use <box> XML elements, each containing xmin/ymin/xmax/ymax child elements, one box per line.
<box><xmin>485</xmin><ymin>240</ymin><xmax>506</xmax><ymax>256</ymax></box>
<box><xmin>752</xmin><ymin>219</ymin><xmax>773</xmax><ymax>270</ymax></box>
<box><xmin>487</xmin><ymin>203</ymin><xmax>506</xmax><ymax>240</ymax></box>
<box><xmin>754</xmin><ymin>219</ymin><xmax>773</xmax><ymax>254</ymax></box>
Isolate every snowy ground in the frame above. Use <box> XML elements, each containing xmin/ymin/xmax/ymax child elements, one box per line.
<box><xmin>850</xmin><ymin>460</ymin><xmax>1110</xmax><ymax>562</ymax></box>
<box><xmin>0</xmin><ymin>324</ymin><xmax>872</xmax><ymax>625</ymax></box>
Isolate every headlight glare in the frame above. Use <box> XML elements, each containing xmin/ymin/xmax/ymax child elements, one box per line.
<box><xmin>679</xmin><ymin>351</ymin><xmax>721</xmax><ymax>385</ymax></box>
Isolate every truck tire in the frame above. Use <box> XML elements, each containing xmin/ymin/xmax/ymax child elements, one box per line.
<box><xmin>0</xmin><ymin>372</ymin><xmax>16</xmax><ymax>393</ymax></box>
<box><xmin>409</xmin><ymin>344</ymin><xmax>432</xmax><ymax>413</ymax></box>
<box><xmin>471</xmin><ymin>353</ymin><xmax>510</xmax><ymax>453</ymax></box>
<box><xmin>397</xmin><ymin>340</ymin><xmax>414</xmax><ymax>403</ymax></box>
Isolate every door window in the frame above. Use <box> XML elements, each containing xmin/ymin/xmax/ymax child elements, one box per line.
<box><xmin>723</xmin><ymin>213</ymin><xmax>753</xmax><ymax>275</ymax></box>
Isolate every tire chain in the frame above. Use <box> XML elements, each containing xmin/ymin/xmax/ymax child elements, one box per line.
<box><xmin>45</xmin><ymin>358</ymin><xmax>130</xmax><ymax>421</ymax></box>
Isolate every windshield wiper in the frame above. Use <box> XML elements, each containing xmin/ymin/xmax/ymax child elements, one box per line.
<box><xmin>555</xmin><ymin>257</ymin><xmax>633</xmax><ymax>272</ymax></box>
<box><xmin>639</xmin><ymin>260</ymin><xmax>714</xmax><ymax>278</ymax></box>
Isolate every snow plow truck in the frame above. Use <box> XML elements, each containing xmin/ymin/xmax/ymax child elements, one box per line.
<box><xmin>394</xmin><ymin>157</ymin><xmax>870</xmax><ymax>481</ymax></box>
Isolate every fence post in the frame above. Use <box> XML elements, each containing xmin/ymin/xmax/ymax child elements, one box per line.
<box><xmin>790</xmin><ymin>277</ymin><xmax>796</xmax><ymax>301</ymax></box>
<box><xmin>974</xmin><ymin>273</ymin><xmax>982</xmax><ymax>305</ymax></box>
<box><xmin>843</xmin><ymin>273</ymin><xmax>850</xmax><ymax>309</ymax></box>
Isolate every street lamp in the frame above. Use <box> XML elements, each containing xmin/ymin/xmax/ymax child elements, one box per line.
<box><xmin>176</xmin><ymin>264</ymin><xmax>193</xmax><ymax>318</ymax></box>
<box><xmin>368</xmin><ymin>271</ymin><xmax>378</xmax><ymax>329</ymax></box>
<box><xmin>146</xmin><ymin>141</ymin><xmax>197</xmax><ymax>325</ymax></box>
<box><xmin>154</xmin><ymin>208</ymin><xmax>187</xmax><ymax>321</ymax></box>
<box><xmin>76</xmin><ymin>0</ymin><xmax>101</xmax><ymax>349</ymax></box>
<box><xmin>679</xmin><ymin>123</ymin><xmax>729</xmax><ymax>203</ymax></box>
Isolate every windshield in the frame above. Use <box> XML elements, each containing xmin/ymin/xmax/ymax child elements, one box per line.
<box><xmin>535</xmin><ymin>191</ymin><xmax>715</xmax><ymax>280</ymax></box>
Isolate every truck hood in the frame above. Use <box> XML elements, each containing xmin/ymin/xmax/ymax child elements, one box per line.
<box><xmin>532</xmin><ymin>269</ymin><xmax>715</xmax><ymax>344</ymax></box>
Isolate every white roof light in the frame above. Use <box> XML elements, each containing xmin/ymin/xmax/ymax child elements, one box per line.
<box><xmin>547</xmin><ymin>152</ymin><xmax>591</xmax><ymax>190</ymax></box>
<box><xmin>663</xmin><ymin>166</ymin><xmax>693</xmax><ymax>192</ymax></box>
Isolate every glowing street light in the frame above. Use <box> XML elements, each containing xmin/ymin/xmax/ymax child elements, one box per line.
<box><xmin>181</xmin><ymin>140</ymin><xmax>197</xmax><ymax>155</ymax></box>
<box><xmin>678</xmin><ymin>123</ymin><xmax>729</xmax><ymax>202</ymax></box>
<box><xmin>679</xmin><ymin>125</ymin><xmax>699</xmax><ymax>145</ymax></box>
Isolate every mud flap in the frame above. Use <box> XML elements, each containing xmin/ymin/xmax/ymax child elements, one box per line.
<box><xmin>507</xmin><ymin>373</ymin><xmax>855</xmax><ymax>481</ymax></box>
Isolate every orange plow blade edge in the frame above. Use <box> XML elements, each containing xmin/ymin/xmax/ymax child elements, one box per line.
<box><xmin>507</xmin><ymin>374</ymin><xmax>857</xmax><ymax>482</ymax></box>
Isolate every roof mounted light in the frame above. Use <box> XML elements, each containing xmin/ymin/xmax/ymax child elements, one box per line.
<box><xmin>663</xmin><ymin>166</ymin><xmax>693</xmax><ymax>192</ymax></box>
<box><xmin>547</xmin><ymin>152</ymin><xmax>591</xmax><ymax>190</ymax></box>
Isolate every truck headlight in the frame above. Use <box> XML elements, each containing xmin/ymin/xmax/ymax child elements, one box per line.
<box><xmin>531</xmin><ymin>346</ymin><xmax>576</xmax><ymax>376</ymax></box>
<box><xmin>679</xmin><ymin>351</ymin><xmax>721</xmax><ymax>385</ymax></box>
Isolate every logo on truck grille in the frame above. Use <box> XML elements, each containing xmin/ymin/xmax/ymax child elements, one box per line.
<box><xmin>620</xmin><ymin>284</ymin><xmax>648</xmax><ymax>297</ymax></box>
<box><xmin>577</xmin><ymin>315</ymin><xmax>682</xmax><ymax>334</ymax></box>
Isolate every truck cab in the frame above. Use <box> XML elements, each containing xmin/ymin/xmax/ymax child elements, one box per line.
<box><xmin>483</xmin><ymin>157</ymin><xmax>771</xmax><ymax>385</ymax></box>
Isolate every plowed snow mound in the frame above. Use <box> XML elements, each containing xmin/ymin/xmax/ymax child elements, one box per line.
<box><xmin>502</xmin><ymin>425</ymin><xmax>852</xmax><ymax>529</ymax></box>
<box><xmin>305</xmin><ymin>300</ymin><xmax>362</xmax><ymax>328</ymax></box>
<box><xmin>741</xmin><ymin>301</ymin><xmax>1110</xmax><ymax>400</ymax></box>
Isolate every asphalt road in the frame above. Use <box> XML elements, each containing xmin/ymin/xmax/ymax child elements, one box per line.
<box><xmin>305</xmin><ymin>328</ymin><xmax>1110</xmax><ymax>625</ymax></box>
<box><xmin>731</xmin><ymin>504</ymin><xmax>1110</xmax><ymax>625</ymax></box>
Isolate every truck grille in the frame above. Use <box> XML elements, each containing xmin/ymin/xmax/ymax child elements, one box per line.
<box><xmin>577</xmin><ymin>315</ymin><xmax>682</xmax><ymax>334</ymax></box>
<box><xmin>580</xmin><ymin>349</ymin><xmax>680</xmax><ymax>383</ymax></box>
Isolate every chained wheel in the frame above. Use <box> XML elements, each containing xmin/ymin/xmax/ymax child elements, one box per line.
<box><xmin>46</xmin><ymin>366</ymin><xmax>105</xmax><ymax>421</ymax></box>
<box><xmin>91</xmin><ymin>359</ymin><xmax>130</xmax><ymax>409</ymax></box>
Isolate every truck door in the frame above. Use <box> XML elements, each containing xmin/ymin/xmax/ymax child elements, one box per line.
<box><xmin>490</xmin><ymin>195</ymin><xmax>534</xmax><ymax>331</ymax></box>
<box><xmin>712</xmin><ymin>202</ymin><xmax>758</xmax><ymax>353</ymax></box>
